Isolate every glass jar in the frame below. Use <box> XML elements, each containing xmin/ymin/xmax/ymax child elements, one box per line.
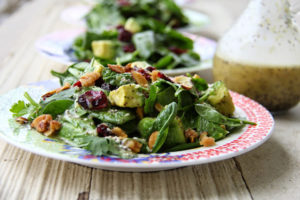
<box><xmin>213</xmin><ymin>0</ymin><xmax>300</xmax><ymax>111</ymax></box>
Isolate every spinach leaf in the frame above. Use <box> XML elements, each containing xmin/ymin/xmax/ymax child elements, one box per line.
<box><xmin>41</xmin><ymin>100</ymin><xmax>74</xmax><ymax>118</ymax></box>
<box><xmin>133</xmin><ymin>31</ymin><xmax>155</xmax><ymax>59</ymax></box>
<box><xmin>51</xmin><ymin>62</ymin><xmax>89</xmax><ymax>85</ymax></box>
<box><xmin>196</xmin><ymin>116</ymin><xmax>228</xmax><ymax>140</ymax></box>
<box><xmin>163</xmin><ymin>27</ymin><xmax>193</xmax><ymax>49</ymax></box>
<box><xmin>102</xmin><ymin>68</ymin><xmax>134</xmax><ymax>86</ymax></box>
<box><xmin>152</xmin><ymin>102</ymin><xmax>178</xmax><ymax>153</ymax></box>
<box><xmin>144</xmin><ymin>84</ymin><xmax>159</xmax><ymax>114</ymax></box>
<box><xmin>90</xmin><ymin>108</ymin><xmax>136</xmax><ymax>125</ymax></box>
<box><xmin>181</xmin><ymin>108</ymin><xmax>199</xmax><ymax>130</ymax></box>
<box><xmin>179</xmin><ymin>51</ymin><xmax>201</xmax><ymax>67</ymax></box>
<box><xmin>156</xmin><ymin>86</ymin><xmax>176</xmax><ymax>106</ymax></box>
<box><xmin>191</xmin><ymin>76</ymin><xmax>208</xmax><ymax>92</ymax></box>
<box><xmin>195</xmin><ymin>103</ymin><xmax>255</xmax><ymax>127</ymax></box>
<box><xmin>41</xmin><ymin>87</ymin><xmax>76</xmax><ymax>105</ymax></box>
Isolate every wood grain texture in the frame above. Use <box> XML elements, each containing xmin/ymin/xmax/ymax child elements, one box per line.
<box><xmin>0</xmin><ymin>0</ymin><xmax>299</xmax><ymax>199</ymax></box>
<box><xmin>89</xmin><ymin>160</ymin><xmax>251</xmax><ymax>200</ymax></box>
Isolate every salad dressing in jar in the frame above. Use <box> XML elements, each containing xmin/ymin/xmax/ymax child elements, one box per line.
<box><xmin>213</xmin><ymin>0</ymin><xmax>300</xmax><ymax>111</ymax></box>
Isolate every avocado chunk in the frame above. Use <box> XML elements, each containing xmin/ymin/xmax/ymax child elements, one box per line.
<box><xmin>124</xmin><ymin>17</ymin><xmax>141</xmax><ymax>33</ymax></box>
<box><xmin>91</xmin><ymin>40</ymin><xmax>115</xmax><ymax>60</ymax></box>
<box><xmin>108</xmin><ymin>84</ymin><xmax>145</xmax><ymax>108</ymax></box>
<box><xmin>163</xmin><ymin>117</ymin><xmax>186</xmax><ymax>149</ymax></box>
<box><xmin>137</xmin><ymin>117</ymin><xmax>156</xmax><ymax>139</ymax></box>
<box><xmin>207</xmin><ymin>81</ymin><xmax>235</xmax><ymax>116</ymax></box>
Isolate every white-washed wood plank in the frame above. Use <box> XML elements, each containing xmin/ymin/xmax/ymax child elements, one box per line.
<box><xmin>236</xmin><ymin>105</ymin><xmax>300</xmax><ymax>200</ymax></box>
<box><xmin>89</xmin><ymin>160</ymin><xmax>252</xmax><ymax>200</ymax></box>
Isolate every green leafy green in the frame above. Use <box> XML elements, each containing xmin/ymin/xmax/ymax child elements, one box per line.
<box><xmin>90</xmin><ymin>108</ymin><xmax>136</xmax><ymax>125</ymax></box>
<box><xmin>102</xmin><ymin>68</ymin><xmax>134</xmax><ymax>86</ymax></box>
<box><xmin>152</xmin><ymin>102</ymin><xmax>178</xmax><ymax>152</ymax></box>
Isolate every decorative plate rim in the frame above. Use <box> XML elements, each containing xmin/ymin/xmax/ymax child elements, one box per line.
<box><xmin>0</xmin><ymin>80</ymin><xmax>274</xmax><ymax>169</ymax></box>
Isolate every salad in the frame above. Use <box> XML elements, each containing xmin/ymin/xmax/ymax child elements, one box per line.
<box><xmin>85</xmin><ymin>0</ymin><xmax>189</xmax><ymax>31</ymax></box>
<box><xmin>70</xmin><ymin>0</ymin><xmax>201</xmax><ymax>69</ymax></box>
<box><xmin>72</xmin><ymin>21</ymin><xmax>200</xmax><ymax>69</ymax></box>
<box><xmin>10</xmin><ymin>60</ymin><xmax>255</xmax><ymax>158</ymax></box>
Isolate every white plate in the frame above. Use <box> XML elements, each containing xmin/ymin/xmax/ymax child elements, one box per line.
<box><xmin>0</xmin><ymin>80</ymin><xmax>274</xmax><ymax>172</ymax></box>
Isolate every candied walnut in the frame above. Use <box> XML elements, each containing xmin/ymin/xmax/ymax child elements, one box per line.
<box><xmin>42</xmin><ymin>83</ymin><xmax>71</xmax><ymax>99</ymax></box>
<box><xmin>131</xmin><ymin>71</ymin><xmax>148</xmax><ymax>87</ymax></box>
<box><xmin>15</xmin><ymin>117</ymin><xmax>28</xmax><ymax>124</ymax></box>
<box><xmin>111</xmin><ymin>127</ymin><xmax>128</xmax><ymax>138</ymax></box>
<box><xmin>151</xmin><ymin>70</ymin><xmax>160</xmax><ymax>82</ymax></box>
<box><xmin>56</xmin><ymin>82</ymin><xmax>70</xmax><ymax>93</ymax></box>
<box><xmin>79</xmin><ymin>72</ymin><xmax>100</xmax><ymax>87</ymax></box>
<box><xmin>199</xmin><ymin>132</ymin><xmax>216</xmax><ymax>147</ymax></box>
<box><xmin>184</xmin><ymin>128</ymin><xmax>199</xmax><ymax>143</ymax></box>
<box><xmin>148</xmin><ymin>131</ymin><xmax>159</xmax><ymax>150</ymax></box>
<box><xmin>136</xmin><ymin>107</ymin><xmax>144</xmax><ymax>119</ymax></box>
<box><xmin>154</xmin><ymin>103</ymin><xmax>163</xmax><ymax>112</ymax></box>
<box><xmin>44</xmin><ymin>120</ymin><xmax>61</xmax><ymax>137</ymax></box>
<box><xmin>124</xmin><ymin>63</ymin><xmax>133</xmax><ymax>72</ymax></box>
<box><xmin>108</xmin><ymin>64</ymin><xmax>125</xmax><ymax>73</ymax></box>
<box><xmin>31</xmin><ymin>114</ymin><xmax>61</xmax><ymax>137</ymax></box>
<box><xmin>173</xmin><ymin>75</ymin><xmax>193</xmax><ymax>90</ymax></box>
<box><xmin>124</xmin><ymin>140</ymin><xmax>142</xmax><ymax>153</ymax></box>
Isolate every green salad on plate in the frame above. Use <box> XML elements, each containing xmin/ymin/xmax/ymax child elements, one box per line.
<box><xmin>10</xmin><ymin>60</ymin><xmax>255</xmax><ymax>158</ymax></box>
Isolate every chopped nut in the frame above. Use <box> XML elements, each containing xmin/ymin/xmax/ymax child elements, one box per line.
<box><xmin>148</xmin><ymin>131</ymin><xmax>159</xmax><ymax>150</ymax></box>
<box><xmin>31</xmin><ymin>114</ymin><xmax>61</xmax><ymax>137</ymax></box>
<box><xmin>199</xmin><ymin>131</ymin><xmax>208</xmax><ymax>140</ymax></box>
<box><xmin>193</xmin><ymin>74</ymin><xmax>201</xmax><ymax>79</ymax></box>
<box><xmin>15</xmin><ymin>117</ymin><xmax>28</xmax><ymax>124</ymax></box>
<box><xmin>199</xmin><ymin>132</ymin><xmax>216</xmax><ymax>147</ymax></box>
<box><xmin>111</xmin><ymin>127</ymin><xmax>128</xmax><ymax>138</ymax></box>
<box><xmin>42</xmin><ymin>83</ymin><xmax>71</xmax><ymax>99</ymax></box>
<box><xmin>184</xmin><ymin>128</ymin><xmax>198</xmax><ymax>143</ymax></box>
<box><xmin>124</xmin><ymin>63</ymin><xmax>133</xmax><ymax>72</ymax></box>
<box><xmin>173</xmin><ymin>75</ymin><xmax>193</xmax><ymax>90</ymax></box>
<box><xmin>136</xmin><ymin>107</ymin><xmax>144</xmax><ymax>119</ymax></box>
<box><xmin>79</xmin><ymin>72</ymin><xmax>100</xmax><ymax>87</ymax></box>
<box><xmin>108</xmin><ymin>64</ymin><xmax>125</xmax><ymax>73</ymax></box>
<box><xmin>124</xmin><ymin>139</ymin><xmax>142</xmax><ymax>153</ymax></box>
<box><xmin>151</xmin><ymin>70</ymin><xmax>160</xmax><ymax>82</ymax></box>
<box><xmin>55</xmin><ymin>82</ymin><xmax>70</xmax><ymax>93</ymax></box>
<box><xmin>131</xmin><ymin>71</ymin><xmax>148</xmax><ymax>87</ymax></box>
<box><xmin>155</xmin><ymin>103</ymin><xmax>163</xmax><ymax>112</ymax></box>
<box><xmin>44</xmin><ymin>120</ymin><xmax>61</xmax><ymax>137</ymax></box>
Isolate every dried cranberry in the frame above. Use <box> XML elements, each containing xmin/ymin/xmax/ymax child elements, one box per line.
<box><xmin>123</xmin><ymin>43</ymin><xmax>135</xmax><ymax>52</ymax></box>
<box><xmin>169</xmin><ymin>47</ymin><xmax>187</xmax><ymax>55</ymax></box>
<box><xmin>95</xmin><ymin>78</ymin><xmax>104</xmax><ymax>87</ymax></box>
<box><xmin>77</xmin><ymin>90</ymin><xmax>108</xmax><ymax>110</ymax></box>
<box><xmin>73</xmin><ymin>81</ymin><xmax>82</xmax><ymax>87</ymax></box>
<box><xmin>118</xmin><ymin>0</ymin><xmax>131</xmax><ymax>6</ymax></box>
<box><xmin>146</xmin><ymin>66</ymin><xmax>156</xmax><ymax>72</ymax></box>
<box><xmin>157</xmin><ymin>72</ymin><xmax>173</xmax><ymax>82</ymax></box>
<box><xmin>118</xmin><ymin>28</ymin><xmax>132</xmax><ymax>42</ymax></box>
<box><xmin>97</xmin><ymin>123</ymin><xmax>112</xmax><ymax>137</ymax></box>
<box><xmin>116</xmin><ymin>25</ymin><xmax>124</xmax><ymax>30</ymax></box>
<box><xmin>133</xmin><ymin>67</ymin><xmax>151</xmax><ymax>80</ymax></box>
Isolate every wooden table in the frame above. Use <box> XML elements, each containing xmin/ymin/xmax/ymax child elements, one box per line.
<box><xmin>0</xmin><ymin>0</ymin><xmax>299</xmax><ymax>199</ymax></box>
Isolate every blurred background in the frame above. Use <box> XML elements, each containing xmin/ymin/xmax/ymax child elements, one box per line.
<box><xmin>0</xmin><ymin>0</ymin><xmax>250</xmax><ymax>38</ymax></box>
